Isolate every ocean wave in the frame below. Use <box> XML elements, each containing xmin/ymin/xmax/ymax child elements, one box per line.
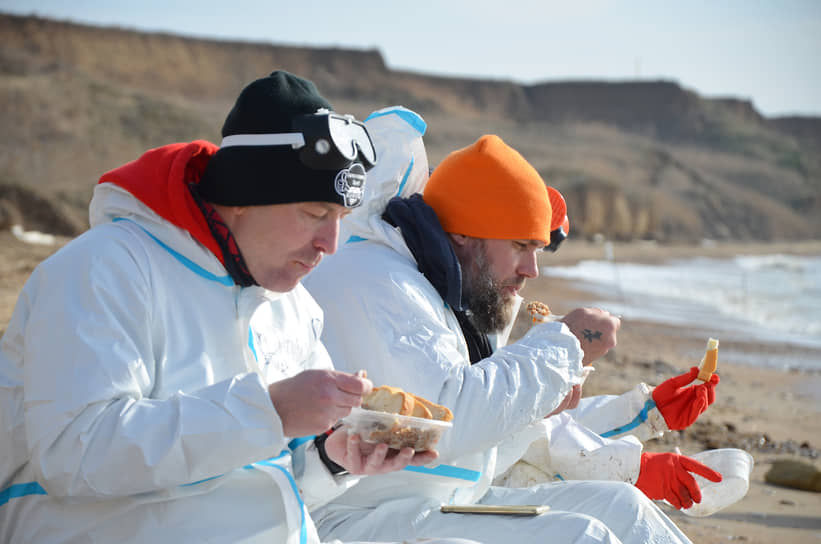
<box><xmin>541</xmin><ymin>255</ymin><xmax>821</xmax><ymax>354</ymax></box>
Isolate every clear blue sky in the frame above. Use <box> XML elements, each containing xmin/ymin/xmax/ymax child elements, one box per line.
<box><xmin>3</xmin><ymin>0</ymin><xmax>820</xmax><ymax>117</ymax></box>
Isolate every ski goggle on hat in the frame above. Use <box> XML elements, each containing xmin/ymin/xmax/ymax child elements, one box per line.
<box><xmin>220</xmin><ymin>112</ymin><xmax>377</xmax><ymax>170</ymax></box>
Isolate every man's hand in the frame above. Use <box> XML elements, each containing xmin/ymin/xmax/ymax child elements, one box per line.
<box><xmin>545</xmin><ymin>384</ymin><xmax>582</xmax><ymax>417</ymax></box>
<box><xmin>635</xmin><ymin>451</ymin><xmax>722</xmax><ymax>509</ymax></box>
<box><xmin>652</xmin><ymin>366</ymin><xmax>719</xmax><ymax>430</ymax></box>
<box><xmin>324</xmin><ymin>428</ymin><xmax>439</xmax><ymax>475</ymax></box>
<box><xmin>560</xmin><ymin>308</ymin><xmax>620</xmax><ymax>366</ymax></box>
<box><xmin>268</xmin><ymin>369</ymin><xmax>372</xmax><ymax>437</ymax></box>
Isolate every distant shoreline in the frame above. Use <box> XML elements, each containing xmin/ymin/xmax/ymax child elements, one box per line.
<box><xmin>540</xmin><ymin>239</ymin><xmax>821</xmax><ymax>268</ymax></box>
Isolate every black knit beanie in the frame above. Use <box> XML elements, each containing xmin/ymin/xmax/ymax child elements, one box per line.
<box><xmin>198</xmin><ymin>70</ymin><xmax>364</xmax><ymax>207</ymax></box>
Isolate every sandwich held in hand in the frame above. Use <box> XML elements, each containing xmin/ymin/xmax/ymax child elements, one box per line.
<box><xmin>344</xmin><ymin>385</ymin><xmax>453</xmax><ymax>451</ymax></box>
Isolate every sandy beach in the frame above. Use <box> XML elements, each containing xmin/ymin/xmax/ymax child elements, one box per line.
<box><xmin>2</xmin><ymin>233</ymin><xmax>820</xmax><ymax>543</ymax></box>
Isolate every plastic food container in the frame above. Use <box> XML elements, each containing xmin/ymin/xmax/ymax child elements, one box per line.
<box><xmin>342</xmin><ymin>407</ymin><xmax>453</xmax><ymax>451</ymax></box>
<box><xmin>680</xmin><ymin>448</ymin><xmax>754</xmax><ymax>517</ymax></box>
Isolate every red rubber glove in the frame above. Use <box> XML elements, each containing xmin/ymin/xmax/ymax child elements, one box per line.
<box><xmin>652</xmin><ymin>366</ymin><xmax>719</xmax><ymax>430</ymax></box>
<box><xmin>635</xmin><ymin>452</ymin><xmax>723</xmax><ymax>509</ymax></box>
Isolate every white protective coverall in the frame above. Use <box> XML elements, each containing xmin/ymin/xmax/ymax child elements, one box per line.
<box><xmin>493</xmin><ymin>382</ymin><xmax>667</xmax><ymax>488</ymax></box>
<box><xmin>0</xmin><ymin>141</ymin><xmax>476</xmax><ymax>544</ymax></box>
<box><xmin>303</xmin><ymin>107</ymin><xmax>694</xmax><ymax>544</ymax></box>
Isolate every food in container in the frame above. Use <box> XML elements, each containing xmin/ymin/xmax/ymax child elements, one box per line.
<box><xmin>342</xmin><ymin>385</ymin><xmax>454</xmax><ymax>451</ymax></box>
<box><xmin>526</xmin><ymin>301</ymin><xmax>552</xmax><ymax>323</ymax></box>
<box><xmin>343</xmin><ymin>407</ymin><xmax>452</xmax><ymax>451</ymax></box>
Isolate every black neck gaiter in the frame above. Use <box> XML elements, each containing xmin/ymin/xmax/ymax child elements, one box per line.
<box><xmin>383</xmin><ymin>195</ymin><xmax>492</xmax><ymax>363</ymax></box>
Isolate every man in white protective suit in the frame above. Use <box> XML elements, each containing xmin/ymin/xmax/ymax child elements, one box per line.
<box><xmin>0</xmin><ymin>72</ymin><xmax>481</xmax><ymax>544</ymax></box>
<box><xmin>303</xmin><ymin>106</ymin><xmax>723</xmax><ymax>544</ymax></box>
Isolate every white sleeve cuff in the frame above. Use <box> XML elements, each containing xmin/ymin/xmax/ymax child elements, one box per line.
<box><xmin>296</xmin><ymin>441</ymin><xmax>361</xmax><ymax>510</ymax></box>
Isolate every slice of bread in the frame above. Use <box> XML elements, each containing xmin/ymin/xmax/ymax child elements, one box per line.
<box><xmin>410</xmin><ymin>394</ymin><xmax>454</xmax><ymax>422</ymax></box>
<box><xmin>362</xmin><ymin>386</ymin><xmax>414</xmax><ymax>416</ymax></box>
<box><xmin>363</xmin><ymin>386</ymin><xmax>453</xmax><ymax>422</ymax></box>
<box><xmin>410</xmin><ymin>400</ymin><xmax>433</xmax><ymax>419</ymax></box>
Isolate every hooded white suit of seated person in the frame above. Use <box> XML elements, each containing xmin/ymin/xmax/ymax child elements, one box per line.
<box><xmin>0</xmin><ymin>70</ymin><xmax>483</xmax><ymax>544</ymax></box>
<box><xmin>303</xmin><ymin>106</ymin><xmax>720</xmax><ymax>544</ymax></box>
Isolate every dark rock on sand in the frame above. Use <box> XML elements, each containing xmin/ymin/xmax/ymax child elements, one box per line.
<box><xmin>764</xmin><ymin>459</ymin><xmax>821</xmax><ymax>492</ymax></box>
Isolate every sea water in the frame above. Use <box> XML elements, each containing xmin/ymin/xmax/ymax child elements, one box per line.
<box><xmin>541</xmin><ymin>252</ymin><xmax>821</xmax><ymax>370</ymax></box>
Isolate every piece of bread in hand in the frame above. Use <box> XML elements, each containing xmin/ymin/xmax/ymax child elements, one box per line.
<box><xmin>697</xmin><ymin>337</ymin><xmax>719</xmax><ymax>381</ymax></box>
<box><xmin>362</xmin><ymin>386</ymin><xmax>415</xmax><ymax>416</ymax></box>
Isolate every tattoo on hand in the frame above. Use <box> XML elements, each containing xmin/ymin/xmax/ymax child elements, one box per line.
<box><xmin>582</xmin><ymin>329</ymin><xmax>602</xmax><ymax>342</ymax></box>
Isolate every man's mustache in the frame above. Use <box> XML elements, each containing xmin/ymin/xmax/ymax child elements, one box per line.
<box><xmin>500</xmin><ymin>276</ymin><xmax>527</xmax><ymax>291</ymax></box>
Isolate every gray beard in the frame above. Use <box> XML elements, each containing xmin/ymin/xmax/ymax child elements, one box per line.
<box><xmin>461</xmin><ymin>242</ymin><xmax>516</xmax><ymax>334</ymax></box>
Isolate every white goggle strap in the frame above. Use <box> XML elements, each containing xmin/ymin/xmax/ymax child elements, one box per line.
<box><xmin>220</xmin><ymin>133</ymin><xmax>306</xmax><ymax>149</ymax></box>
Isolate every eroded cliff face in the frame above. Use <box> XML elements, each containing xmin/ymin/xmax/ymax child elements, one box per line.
<box><xmin>1</xmin><ymin>13</ymin><xmax>818</xmax><ymax>241</ymax></box>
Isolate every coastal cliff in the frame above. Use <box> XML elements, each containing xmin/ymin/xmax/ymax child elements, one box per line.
<box><xmin>1</xmin><ymin>13</ymin><xmax>819</xmax><ymax>241</ymax></box>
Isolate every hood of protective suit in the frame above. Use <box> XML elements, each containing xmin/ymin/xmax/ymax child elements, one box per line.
<box><xmin>95</xmin><ymin>140</ymin><xmax>224</xmax><ymax>264</ymax></box>
<box><xmin>339</xmin><ymin>106</ymin><xmax>429</xmax><ymax>244</ymax></box>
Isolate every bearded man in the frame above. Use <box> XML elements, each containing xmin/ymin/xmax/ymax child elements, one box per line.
<box><xmin>303</xmin><ymin>107</ymin><xmax>712</xmax><ymax>544</ymax></box>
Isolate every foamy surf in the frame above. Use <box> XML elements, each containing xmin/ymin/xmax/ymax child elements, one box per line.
<box><xmin>541</xmin><ymin>254</ymin><xmax>821</xmax><ymax>369</ymax></box>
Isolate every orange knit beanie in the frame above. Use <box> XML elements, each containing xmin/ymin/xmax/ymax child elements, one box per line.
<box><xmin>423</xmin><ymin>135</ymin><xmax>552</xmax><ymax>242</ymax></box>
